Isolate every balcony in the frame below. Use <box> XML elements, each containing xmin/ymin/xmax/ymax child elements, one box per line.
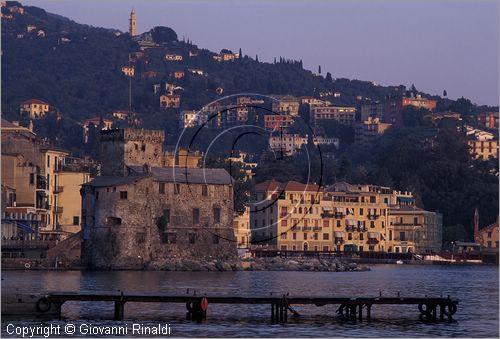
<box><xmin>312</xmin><ymin>226</ymin><xmax>322</xmax><ymax>231</ymax></box>
<box><xmin>368</xmin><ymin>214</ymin><xmax>379</xmax><ymax>220</ymax></box>
<box><xmin>302</xmin><ymin>226</ymin><xmax>312</xmax><ymax>231</ymax></box>
<box><xmin>55</xmin><ymin>206</ymin><xmax>63</xmax><ymax>213</ymax></box>
<box><xmin>321</xmin><ymin>213</ymin><xmax>335</xmax><ymax>218</ymax></box>
<box><xmin>54</xmin><ymin>186</ymin><xmax>64</xmax><ymax>193</ymax></box>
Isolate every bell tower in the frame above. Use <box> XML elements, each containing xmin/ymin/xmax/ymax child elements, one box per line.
<box><xmin>129</xmin><ymin>9</ymin><xmax>137</xmax><ymax>37</ymax></box>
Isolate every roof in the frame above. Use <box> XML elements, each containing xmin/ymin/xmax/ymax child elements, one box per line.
<box><xmin>128</xmin><ymin>166</ymin><xmax>233</xmax><ymax>185</ymax></box>
<box><xmin>40</xmin><ymin>146</ymin><xmax>70</xmax><ymax>155</ymax></box>
<box><xmin>254</xmin><ymin>179</ymin><xmax>320</xmax><ymax>193</ymax></box>
<box><xmin>21</xmin><ymin>99</ymin><xmax>49</xmax><ymax>105</ymax></box>
<box><xmin>83</xmin><ymin>175</ymin><xmax>149</xmax><ymax>188</ymax></box>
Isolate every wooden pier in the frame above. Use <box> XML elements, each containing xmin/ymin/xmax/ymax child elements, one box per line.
<box><xmin>43</xmin><ymin>291</ymin><xmax>458</xmax><ymax>323</ymax></box>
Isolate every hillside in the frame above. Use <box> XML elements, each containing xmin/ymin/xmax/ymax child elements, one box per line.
<box><xmin>2</xmin><ymin>2</ymin><xmax>422</xmax><ymax>122</ymax></box>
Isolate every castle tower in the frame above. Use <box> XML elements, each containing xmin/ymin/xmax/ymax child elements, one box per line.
<box><xmin>100</xmin><ymin>129</ymin><xmax>165</xmax><ymax>176</ymax></box>
<box><xmin>129</xmin><ymin>9</ymin><xmax>137</xmax><ymax>37</ymax></box>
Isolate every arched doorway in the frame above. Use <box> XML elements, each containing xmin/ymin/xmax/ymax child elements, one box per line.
<box><xmin>303</xmin><ymin>242</ymin><xmax>309</xmax><ymax>251</ymax></box>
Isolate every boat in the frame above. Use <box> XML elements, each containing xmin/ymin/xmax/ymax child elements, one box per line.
<box><xmin>396</xmin><ymin>259</ymin><xmax>404</xmax><ymax>265</ymax></box>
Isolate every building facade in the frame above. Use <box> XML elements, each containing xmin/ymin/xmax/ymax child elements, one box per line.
<box><xmin>81</xmin><ymin>128</ymin><xmax>236</xmax><ymax>269</ymax></box>
<box><xmin>354</xmin><ymin>117</ymin><xmax>392</xmax><ymax>146</ymax></box>
<box><xmin>20</xmin><ymin>99</ymin><xmax>50</xmax><ymax>119</ymax></box>
<box><xmin>310</xmin><ymin>106</ymin><xmax>356</xmax><ymax>126</ymax></box>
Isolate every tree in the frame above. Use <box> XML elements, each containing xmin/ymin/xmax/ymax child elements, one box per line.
<box><xmin>238</xmin><ymin>48</ymin><xmax>242</xmax><ymax>58</ymax></box>
<box><xmin>410</xmin><ymin>83</ymin><xmax>417</xmax><ymax>93</ymax></box>
<box><xmin>150</xmin><ymin>26</ymin><xmax>178</xmax><ymax>43</ymax></box>
<box><xmin>443</xmin><ymin>89</ymin><xmax>447</xmax><ymax>97</ymax></box>
<box><xmin>318</xmin><ymin>65</ymin><xmax>322</xmax><ymax>74</ymax></box>
<box><xmin>255</xmin><ymin>54</ymin><xmax>259</xmax><ymax>62</ymax></box>
<box><xmin>326</xmin><ymin>72</ymin><xmax>333</xmax><ymax>82</ymax></box>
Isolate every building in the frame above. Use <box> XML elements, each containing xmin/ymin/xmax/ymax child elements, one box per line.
<box><xmin>272</xmin><ymin>96</ymin><xmax>300</xmax><ymax>117</ymax></box>
<box><xmin>82</xmin><ymin>117</ymin><xmax>113</xmax><ymax>143</ymax></box>
<box><xmin>160</xmin><ymin>94</ymin><xmax>181</xmax><ymax>108</ymax></box>
<box><xmin>263</xmin><ymin>114</ymin><xmax>294</xmax><ymax>130</ymax></box>
<box><xmin>384</xmin><ymin>94</ymin><xmax>437</xmax><ymax>126</ymax></box>
<box><xmin>179</xmin><ymin>110</ymin><xmax>197</xmax><ymax>128</ymax></box>
<box><xmin>129</xmin><ymin>9</ymin><xmax>136</xmax><ymax>37</ymax></box>
<box><xmin>388</xmin><ymin>206</ymin><xmax>443</xmax><ymax>254</ymax></box>
<box><xmin>121</xmin><ymin>66</ymin><xmax>135</xmax><ymax>77</ymax></box>
<box><xmin>213</xmin><ymin>49</ymin><xmax>240</xmax><ymax>62</ymax></box>
<box><xmin>234</xmin><ymin>207</ymin><xmax>251</xmax><ymax>248</ymax></box>
<box><xmin>467</xmin><ymin>132</ymin><xmax>499</xmax><ymax>160</ymax></box>
<box><xmin>20</xmin><ymin>99</ymin><xmax>50</xmax><ymax>119</ymax></box>
<box><xmin>476</xmin><ymin>112</ymin><xmax>499</xmax><ymax>130</ymax></box>
<box><xmin>1</xmin><ymin>120</ymin><xmax>90</xmax><ymax>240</ymax></box>
<box><xmin>164</xmin><ymin>148</ymin><xmax>202</xmax><ymax>168</ymax></box>
<box><xmin>310</xmin><ymin>106</ymin><xmax>356</xmax><ymax>126</ymax></box>
<box><xmin>361</xmin><ymin>102</ymin><xmax>384</xmax><ymax>121</ymax></box>
<box><xmin>474</xmin><ymin>218</ymin><xmax>499</xmax><ymax>251</ymax></box>
<box><xmin>300</xmin><ymin>97</ymin><xmax>327</xmax><ymax>107</ymax></box>
<box><xmin>81</xmin><ymin>128</ymin><xmax>236</xmax><ymax>269</ymax></box>
<box><xmin>249</xmin><ymin>179</ymin><xmax>442</xmax><ymax>254</ymax></box>
<box><xmin>269</xmin><ymin>134</ymin><xmax>308</xmax><ymax>156</ymax></box>
<box><xmin>165</xmin><ymin>54</ymin><xmax>183</xmax><ymax>61</ymax></box>
<box><xmin>423</xmin><ymin>111</ymin><xmax>462</xmax><ymax>126</ymax></box>
<box><xmin>354</xmin><ymin>117</ymin><xmax>392</xmax><ymax>146</ymax></box>
<box><xmin>173</xmin><ymin>70</ymin><xmax>185</xmax><ymax>79</ymax></box>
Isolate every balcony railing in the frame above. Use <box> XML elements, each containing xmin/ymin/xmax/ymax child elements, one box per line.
<box><xmin>54</xmin><ymin>186</ymin><xmax>64</xmax><ymax>193</ymax></box>
<box><xmin>55</xmin><ymin>206</ymin><xmax>63</xmax><ymax>213</ymax></box>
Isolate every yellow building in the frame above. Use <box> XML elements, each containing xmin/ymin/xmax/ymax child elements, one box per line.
<box><xmin>474</xmin><ymin>218</ymin><xmax>499</xmax><ymax>251</ymax></box>
<box><xmin>56</xmin><ymin>171</ymin><xmax>91</xmax><ymax>234</ymax></box>
<box><xmin>388</xmin><ymin>206</ymin><xmax>443</xmax><ymax>254</ymax></box>
<box><xmin>468</xmin><ymin>138</ymin><xmax>499</xmax><ymax>160</ymax></box>
<box><xmin>20</xmin><ymin>99</ymin><xmax>50</xmax><ymax>119</ymax></box>
<box><xmin>160</xmin><ymin>94</ymin><xmax>180</xmax><ymax>108</ymax></box>
<box><xmin>121</xmin><ymin>65</ymin><xmax>135</xmax><ymax>77</ymax></box>
<box><xmin>234</xmin><ymin>207</ymin><xmax>251</xmax><ymax>248</ymax></box>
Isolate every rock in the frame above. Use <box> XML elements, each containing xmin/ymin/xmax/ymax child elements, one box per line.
<box><xmin>348</xmin><ymin>263</ymin><xmax>358</xmax><ymax>270</ymax></box>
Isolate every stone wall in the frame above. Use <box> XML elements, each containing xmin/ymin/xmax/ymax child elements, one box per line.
<box><xmin>82</xmin><ymin>177</ymin><xmax>236</xmax><ymax>269</ymax></box>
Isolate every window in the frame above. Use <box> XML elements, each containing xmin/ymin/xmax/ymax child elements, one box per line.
<box><xmin>193</xmin><ymin>208</ymin><xmax>200</xmax><ymax>224</ymax></box>
<box><xmin>29</xmin><ymin>173</ymin><xmax>34</xmax><ymax>185</ymax></box>
<box><xmin>120</xmin><ymin>191</ymin><xmax>128</xmax><ymax>199</ymax></box>
<box><xmin>163</xmin><ymin>209</ymin><xmax>170</xmax><ymax>223</ymax></box>
<box><xmin>213</xmin><ymin>207</ymin><xmax>221</xmax><ymax>223</ymax></box>
<box><xmin>360</xmin><ymin>233</ymin><xmax>364</xmax><ymax>240</ymax></box>
<box><xmin>189</xmin><ymin>233</ymin><xmax>196</xmax><ymax>244</ymax></box>
<box><xmin>159</xmin><ymin>183</ymin><xmax>165</xmax><ymax>194</ymax></box>
<box><xmin>348</xmin><ymin>233</ymin><xmax>352</xmax><ymax>240</ymax></box>
<box><xmin>323</xmin><ymin>246</ymin><xmax>329</xmax><ymax>252</ymax></box>
<box><xmin>212</xmin><ymin>234</ymin><xmax>219</xmax><ymax>244</ymax></box>
<box><xmin>161</xmin><ymin>232</ymin><xmax>177</xmax><ymax>244</ymax></box>
<box><xmin>202</xmin><ymin>185</ymin><xmax>208</xmax><ymax>196</ymax></box>
<box><xmin>47</xmin><ymin>155</ymin><xmax>50</xmax><ymax>167</ymax></box>
<box><xmin>370</xmin><ymin>221</ymin><xmax>375</xmax><ymax>228</ymax></box>
<box><xmin>73</xmin><ymin>216</ymin><xmax>79</xmax><ymax>225</ymax></box>
<box><xmin>141</xmin><ymin>144</ymin><xmax>146</xmax><ymax>151</ymax></box>
<box><xmin>360</xmin><ymin>208</ymin><xmax>364</xmax><ymax>216</ymax></box>
<box><xmin>303</xmin><ymin>233</ymin><xmax>307</xmax><ymax>240</ymax></box>
<box><xmin>337</xmin><ymin>220</ymin><xmax>341</xmax><ymax>228</ymax></box>
<box><xmin>323</xmin><ymin>233</ymin><xmax>329</xmax><ymax>240</ymax></box>
<box><xmin>389</xmin><ymin>230</ymin><xmax>393</xmax><ymax>241</ymax></box>
<box><xmin>134</xmin><ymin>143</ymin><xmax>138</xmax><ymax>150</ymax></box>
<box><xmin>106</xmin><ymin>216</ymin><xmax>122</xmax><ymax>226</ymax></box>
<box><xmin>293</xmin><ymin>233</ymin><xmax>297</xmax><ymax>240</ymax></box>
<box><xmin>136</xmin><ymin>233</ymin><xmax>145</xmax><ymax>244</ymax></box>
<box><xmin>174</xmin><ymin>184</ymin><xmax>180</xmax><ymax>194</ymax></box>
<box><xmin>281</xmin><ymin>220</ymin><xmax>288</xmax><ymax>227</ymax></box>
<box><xmin>281</xmin><ymin>245</ymin><xmax>287</xmax><ymax>251</ymax></box>
<box><xmin>281</xmin><ymin>233</ymin><xmax>287</xmax><ymax>240</ymax></box>
<box><xmin>400</xmin><ymin>232</ymin><xmax>406</xmax><ymax>241</ymax></box>
<box><xmin>413</xmin><ymin>217</ymin><xmax>418</xmax><ymax>225</ymax></box>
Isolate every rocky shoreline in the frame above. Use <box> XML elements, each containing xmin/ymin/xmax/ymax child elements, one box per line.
<box><xmin>149</xmin><ymin>257</ymin><xmax>370</xmax><ymax>272</ymax></box>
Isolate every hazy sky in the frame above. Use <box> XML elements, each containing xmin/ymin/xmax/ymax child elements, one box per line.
<box><xmin>23</xmin><ymin>0</ymin><xmax>499</xmax><ymax>106</ymax></box>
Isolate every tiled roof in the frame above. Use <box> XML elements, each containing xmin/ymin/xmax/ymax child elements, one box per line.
<box><xmin>21</xmin><ymin>99</ymin><xmax>48</xmax><ymax>105</ymax></box>
<box><xmin>83</xmin><ymin>175</ymin><xmax>149</xmax><ymax>188</ymax></box>
<box><xmin>254</xmin><ymin>179</ymin><xmax>321</xmax><ymax>193</ymax></box>
<box><xmin>128</xmin><ymin>166</ymin><xmax>233</xmax><ymax>185</ymax></box>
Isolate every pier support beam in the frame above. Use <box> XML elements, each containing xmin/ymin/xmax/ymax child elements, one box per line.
<box><xmin>366</xmin><ymin>304</ymin><xmax>372</xmax><ymax>321</ymax></box>
<box><xmin>114</xmin><ymin>301</ymin><xmax>124</xmax><ymax>320</ymax></box>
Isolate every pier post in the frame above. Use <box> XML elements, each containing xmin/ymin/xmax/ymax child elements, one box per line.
<box><xmin>358</xmin><ymin>304</ymin><xmax>363</xmax><ymax>321</ymax></box>
<box><xmin>439</xmin><ymin>304</ymin><xmax>445</xmax><ymax>321</ymax></box>
<box><xmin>114</xmin><ymin>301</ymin><xmax>124</xmax><ymax>320</ymax></box>
<box><xmin>366</xmin><ymin>304</ymin><xmax>372</xmax><ymax>321</ymax></box>
<box><xmin>271</xmin><ymin>303</ymin><xmax>275</xmax><ymax>323</ymax></box>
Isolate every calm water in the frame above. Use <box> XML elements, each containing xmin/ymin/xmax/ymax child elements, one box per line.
<box><xmin>1</xmin><ymin>265</ymin><xmax>498</xmax><ymax>337</ymax></box>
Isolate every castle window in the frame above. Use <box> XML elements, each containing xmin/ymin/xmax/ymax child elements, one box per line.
<box><xmin>212</xmin><ymin>234</ymin><xmax>219</xmax><ymax>244</ymax></box>
<box><xmin>174</xmin><ymin>184</ymin><xmax>180</xmax><ymax>194</ymax></box>
<box><xmin>161</xmin><ymin>232</ymin><xmax>176</xmax><ymax>244</ymax></box>
<box><xmin>134</xmin><ymin>143</ymin><xmax>138</xmax><ymax>150</ymax></box>
<box><xmin>213</xmin><ymin>207</ymin><xmax>221</xmax><ymax>223</ymax></box>
<box><xmin>202</xmin><ymin>185</ymin><xmax>208</xmax><ymax>196</ymax></box>
<box><xmin>189</xmin><ymin>233</ymin><xmax>196</xmax><ymax>244</ymax></box>
<box><xmin>193</xmin><ymin>208</ymin><xmax>200</xmax><ymax>224</ymax></box>
<box><xmin>141</xmin><ymin>144</ymin><xmax>146</xmax><ymax>151</ymax></box>
<box><xmin>106</xmin><ymin>216</ymin><xmax>122</xmax><ymax>226</ymax></box>
<box><xmin>120</xmin><ymin>191</ymin><xmax>128</xmax><ymax>199</ymax></box>
<box><xmin>136</xmin><ymin>233</ymin><xmax>145</xmax><ymax>244</ymax></box>
<box><xmin>73</xmin><ymin>216</ymin><xmax>79</xmax><ymax>225</ymax></box>
<box><xmin>29</xmin><ymin>173</ymin><xmax>34</xmax><ymax>185</ymax></box>
<box><xmin>159</xmin><ymin>183</ymin><xmax>165</xmax><ymax>194</ymax></box>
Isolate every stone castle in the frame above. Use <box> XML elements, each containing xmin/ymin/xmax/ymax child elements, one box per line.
<box><xmin>81</xmin><ymin>128</ymin><xmax>237</xmax><ymax>269</ymax></box>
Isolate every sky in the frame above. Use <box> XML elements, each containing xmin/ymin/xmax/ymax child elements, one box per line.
<box><xmin>23</xmin><ymin>0</ymin><xmax>499</xmax><ymax>106</ymax></box>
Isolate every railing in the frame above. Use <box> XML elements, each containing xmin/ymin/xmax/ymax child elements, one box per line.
<box><xmin>54</xmin><ymin>186</ymin><xmax>64</xmax><ymax>193</ymax></box>
<box><xmin>1</xmin><ymin>240</ymin><xmax>56</xmax><ymax>249</ymax></box>
<box><xmin>55</xmin><ymin>206</ymin><xmax>63</xmax><ymax>213</ymax></box>
<box><xmin>312</xmin><ymin>226</ymin><xmax>322</xmax><ymax>231</ymax></box>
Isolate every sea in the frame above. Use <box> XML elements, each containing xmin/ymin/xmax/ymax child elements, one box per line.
<box><xmin>1</xmin><ymin>264</ymin><xmax>498</xmax><ymax>337</ymax></box>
